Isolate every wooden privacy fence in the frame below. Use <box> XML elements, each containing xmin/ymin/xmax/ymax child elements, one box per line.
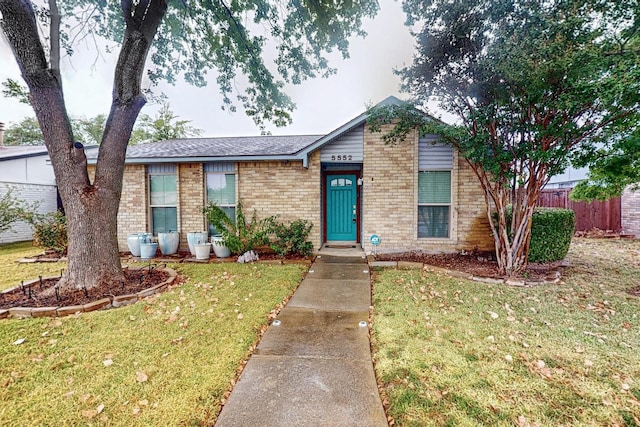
<box><xmin>537</xmin><ymin>189</ymin><xmax>622</xmax><ymax>232</ymax></box>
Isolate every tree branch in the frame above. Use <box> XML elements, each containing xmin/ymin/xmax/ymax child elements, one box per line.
<box><xmin>48</xmin><ymin>0</ymin><xmax>61</xmax><ymax>86</ymax></box>
<box><xmin>0</xmin><ymin>0</ymin><xmax>53</xmax><ymax>89</ymax></box>
<box><xmin>113</xmin><ymin>0</ymin><xmax>168</xmax><ymax>105</ymax></box>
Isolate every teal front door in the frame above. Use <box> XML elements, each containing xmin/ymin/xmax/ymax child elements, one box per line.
<box><xmin>326</xmin><ymin>174</ymin><xmax>357</xmax><ymax>241</ymax></box>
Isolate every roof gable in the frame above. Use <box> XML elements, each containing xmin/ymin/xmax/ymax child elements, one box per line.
<box><xmin>298</xmin><ymin>96</ymin><xmax>408</xmax><ymax>158</ymax></box>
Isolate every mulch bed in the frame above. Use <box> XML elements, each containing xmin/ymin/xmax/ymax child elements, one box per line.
<box><xmin>0</xmin><ymin>268</ymin><xmax>171</xmax><ymax>309</ymax></box>
<box><xmin>375</xmin><ymin>251</ymin><xmax>562</xmax><ymax>281</ymax></box>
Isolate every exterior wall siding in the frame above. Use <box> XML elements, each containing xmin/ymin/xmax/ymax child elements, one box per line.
<box><xmin>622</xmin><ymin>186</ymin><xmax>640</xmax><ymax>238</ymax></box>
<box><xmin>0</xmin><ymin>182</ymin><xmax>58</xmax><ymax>244</ymax></box>
<box><xmin>115</xmin><ymin>159</ymin><xmax>324</xmax><ymax>252</ymax></box>
<box><xmin>238</xmin><ymin>151</ymin><xmax>322</xmax><ymax>250</ymax></box>
<box><xmin>320</xmin><ymin>125</ymin><xmax>364</xmax><ymax>162</ymax></box>
<box><xmin>0</xmin><ymin>155</ymin><xmax>56</xmax><ymax>185</ymax></box>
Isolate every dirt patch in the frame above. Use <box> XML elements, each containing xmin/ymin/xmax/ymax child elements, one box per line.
<box><xmin>575</xmin><ymin>228</ymin><xmax>636</xmax><ymax>239</ymax></box>
<box><xmin>375</xmin><ymin>251</ymin><xmax>562</xmax><ymax>281</ymax></box>
<box><xmin>0</xmin><ymin>268</ymin><xmax>173</xmax><ymax>309</ymax></box>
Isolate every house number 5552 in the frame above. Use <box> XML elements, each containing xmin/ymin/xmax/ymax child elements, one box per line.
<box><xmin>331</xmin><ymin>155</ymin><xmax>353</xmax><ymax>161</ymax></box>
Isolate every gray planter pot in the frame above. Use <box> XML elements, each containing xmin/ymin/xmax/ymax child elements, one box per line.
<box><xmin>140</xmin><ymin>242</ymin><xmax>158</xmax><ymax>259</ymax></box>
<box><xmin>127</xmin><ymin>232</ymin><xmax>152</xmax><ymax>257</ymax></box>
<box><xmin>211</xmin><ymin>236</ymin><xmax>231</xmax><ymax>258</ymax></box>
<box><xmin>194</xmin><ymin>243</ymin><xmax>211</xmax><ymax>260</ymax></box>
<box><xmin>158</xmin><ymin>231</ymin><xmax>180</xmax><ymax>255</ymax></box>
<box><xmin>187</xmin><ymin>232</ymin><xmax>209</xmax><ymax>256</ymax></box>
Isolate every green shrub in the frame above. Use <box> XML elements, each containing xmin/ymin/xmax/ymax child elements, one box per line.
<box><xmin>271</xmin><ymin>219</ymin><xmax>314</xmax><ymax>257</ymax></box>
<box><xmin>528</xmin><ymin>207</ymin><xmax>575</xmax><ymax>262</ymax></box>
<box><xmin>28</xmin><ymin>211</ymin><xmax>68</xmax><ymax>253</ymax></box>
<box><xmin>497</xmin><ymin>207</ymin><xmax>575</xmax><ymax>263</ymax></box>
<box><xmin>203</xmin><ymin>201</ymin><xmax>276</xmax><ymax>255</ymax></box>
<box><xmin>0</xmin><ymin>187</ymin><xmax>40</xmax><ymax>233</ymax></box>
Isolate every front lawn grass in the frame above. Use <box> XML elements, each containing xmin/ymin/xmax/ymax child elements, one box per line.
<box><xmin>0</xmin><ymin>241</ymin><xmax>64</xmax><ymax>291</ymax></box>
<box><xmin>372</xmin><ymin>238</ymin><xmax>640</xmax><ymax>426</ymax></box>
<box><xmin>0</xmin><ymin>243</ymin><xmax>306</xmax><ymax>425</ymax></box>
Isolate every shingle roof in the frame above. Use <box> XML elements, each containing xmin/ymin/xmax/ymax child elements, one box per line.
<box><xmin>113</xmin><ymin>135</ymin><xmax>323</xmax><ymax>161</ymax></box>
<box><xmin>84</xmin><ymin>96</ymin><xmax>417</xmax><ymax>165</ymax></box>
<box><xmin>0</xmin><ymin>145</ymin><xmax>49</xmax><ymax>160</ymax></box>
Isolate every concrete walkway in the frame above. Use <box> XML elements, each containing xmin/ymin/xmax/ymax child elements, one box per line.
<box><xmin>215</xmin><ymin>248</ymin><xmax>387</xmax><ymax>427</ymax></box>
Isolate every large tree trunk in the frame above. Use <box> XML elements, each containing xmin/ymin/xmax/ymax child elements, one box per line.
<box><xmin>0</xmin><ymin>0</ymin><xmax>168</xmax><ymax>290</ymax></box>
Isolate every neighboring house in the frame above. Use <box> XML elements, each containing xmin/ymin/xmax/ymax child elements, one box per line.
<box><xmin>545</xmin><ymin>166</ymin><xmax>589</xmax><ymax>190</ymax></box>
<box><xmin>0</xmin><ymin>123</ymin><xmax>58</xmax><ymax>243</ymax></box>
<box><xmin>622</xmin><ymin>187</ymin><xmax>640</xmax><ymax>237</ymax></box>
<box><xmin>88</xmin><ymin>96</ymin><xmax>495</xmax><ymax>254</ymax></box>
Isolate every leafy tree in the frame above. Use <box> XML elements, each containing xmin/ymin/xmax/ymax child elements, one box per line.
<box><xmin>369</xmin><ymin>0</ymin><xmax>639</xmax><ymax>276</ymax></box>
<box><xmin>3</xmin><ymin>109</ymin><xmax>193</xmax><ymax>146</ymax></box>
<box><xmin>130</xmin><ymin>103</ymin><xmax>202</xmax><ymax>144</ymax></box>
<box><xmin>570</xmin><ymin>9</ymin><xmax>640</xmax><ymax>201</ymax></box>
<box><xmin>1</xmin><ymin>78</ymin><xmax>30</xmax><ymax>104</ymax></box>
<box><xmin>4</xmin><ymin>115</ymin><xmax>103</xmax><ymax>146</ymax></box>
<box><xmin>2</xmin><ymin>79</ymin><xmax>104</xmax><ymax>145</ymax></box>
<box><xmin>0</xmin><ymin>0</ymin><xmax>378</xmax><ymax>290</ymax></box>
<box><xmin>72</xmin><ymin>114</ymin><xmax>106</xmax><ymax>146</ymax></box>
<box><xmin>3</xmin><ymin>117</ymin><xmax>43</xmax><ymax>145</ymax></box>
<box><xmin>570</xmin><ymin>134</ymin><xmax>640</xmax><ymax>201</ymax></box>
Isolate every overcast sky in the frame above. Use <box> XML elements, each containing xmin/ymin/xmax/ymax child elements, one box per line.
<box><xmin>0</xmin><ymin>1</ymin><xmax>437</xmax><ymax>137</ymax></box>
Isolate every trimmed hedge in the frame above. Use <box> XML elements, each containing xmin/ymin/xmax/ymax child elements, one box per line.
<box><xmin>497</xmin><ymin>207</ymin><xmax>575</xmax><ymax>263</ymax></box>
<box><xmin>528</xmin><ymin>208</ymin><xmax>575</xmax><ymax>262</ymax></box>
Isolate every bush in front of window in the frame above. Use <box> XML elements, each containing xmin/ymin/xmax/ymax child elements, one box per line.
<box><xmin>203</xmin><ymin>201</ymin><xmax>276</xmax><ymax>255</ymax></box>
<box><xmin>271</xmin><ymin>219</ymin><xmax>314</xmax><ymax>257</ymax></box>
<box><xmin>498</xmin><ymin>207</ymin><xmax>575</xmax><ymax>263</ymax></box>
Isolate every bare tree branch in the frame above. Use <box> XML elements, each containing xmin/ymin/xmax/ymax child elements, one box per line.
<box><xmin>48</xmin><ymin>0</ymin><xmax>61</xmax><ymax>85</ymax></box>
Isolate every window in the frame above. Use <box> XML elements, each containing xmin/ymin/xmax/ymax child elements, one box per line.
<box><xmin>418</xmin><ymin>138</ymin><xmax>453</xmax><ymax>238</ymax></box>
<box><xmin>205</xmin><ymin>163</ymin><xmax>236</xmax><ymax>235</ymax></box>
<box><xmin>148</xmin><ymin>164</ymin><xmax>177</xmax><ymax>235</ymax></box>
<box><xmin>418</xmin><ymin>171</ymin><xmax>451</xmax><ymax>238</ymax></box>
<box><xmin>330</xmin><ymin>178</ymin><xmax>353</xmax><ymax>187</ymax></box>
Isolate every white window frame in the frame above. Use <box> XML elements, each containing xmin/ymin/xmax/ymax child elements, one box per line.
<box><xmin>417</xmin><ymin>170</ymin><xmax>452</xmax><ymax>238</ymax></box>
<box><xmin>417</xmin><ymin>138</ymin><xmax>454</xmax><ymax>240</ymax></box>
<box><xmin>147</xmin><ymin>164</ymin><xmax>178</xmax><ymax>235</ymax></box>
<box><xmin>205</xmin><ymin>163</ymin><xmax>236</xmax><ymax>234</ymax></box>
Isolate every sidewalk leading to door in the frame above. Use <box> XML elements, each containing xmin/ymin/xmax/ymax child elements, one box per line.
<box><xmin>214</xmin><ymin>249</ymin><xmax>387</xmax><ymax>427</ymax></box>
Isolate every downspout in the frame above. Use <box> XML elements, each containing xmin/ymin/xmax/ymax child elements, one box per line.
<box><xmin>0</xmin><ymin>122</ymin><xmax>5</xmax><ymax>147</ymax></box>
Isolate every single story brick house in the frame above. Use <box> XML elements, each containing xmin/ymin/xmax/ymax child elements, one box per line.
<box><xmin>89</xmin><ymin>96</ymin><xmax>494</xmax><ymax>254</ymax></box>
